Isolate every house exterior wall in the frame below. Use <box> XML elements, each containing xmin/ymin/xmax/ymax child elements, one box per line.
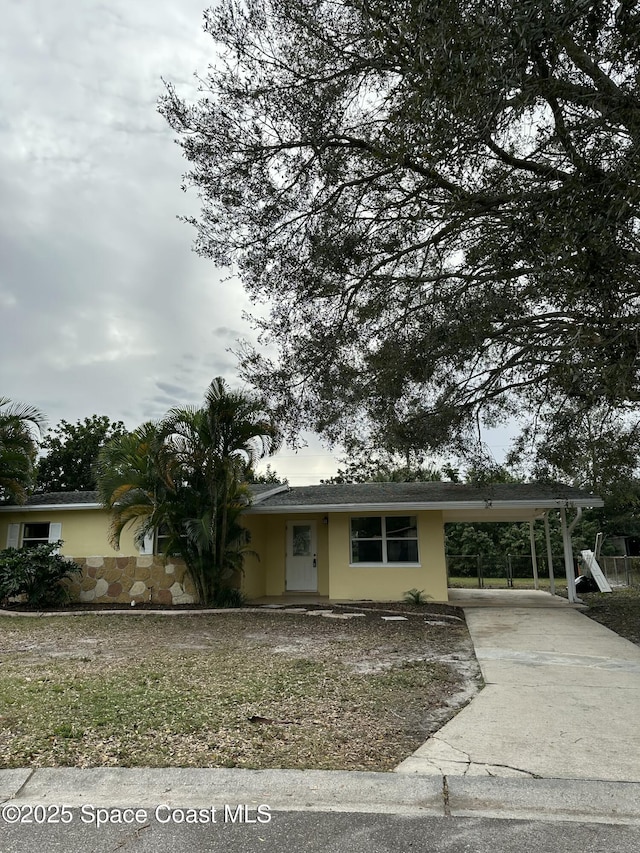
<box><xmin>243</xmin><ymin>509</ymin><xmax>448</xmax><ymax>602</ymax></box>
<box><xmin>327</xmin><ymin>510</ymin><xmax>448</xmax><ymax>602</ymax></box>
<box><xmin>2</xmin><ymin>504</ymin><xmax>450</xmax><ymax>604</ymax></box>
<box><xmin>0</xmin><ymin>508</ymin><xmax>194</xmax><ymax>605</ymax></box>
<box><xmin>264</xmin><ymin>516</ymin><xmax>286</xmax><ymax>596</ymax></box>
<box><xmin>64</xmin><ymin>555</ymin><xmax>195</xmax><ymax>605</ymax></box>
<box><xmin>240</xmin><ymin>515</ymin><xmax>267</xmax><ymax>598</ymax></box>
<box><xmin>0</xmin><ymin>508</ymin><xmax>139</xmax><ymax>557</ymax></box>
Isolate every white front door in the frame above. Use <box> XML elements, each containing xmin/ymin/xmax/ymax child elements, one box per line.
<box><xmin>286</xmin><ymin>521</ymin><xmax>318</xmax><ymax>592</ymax></box>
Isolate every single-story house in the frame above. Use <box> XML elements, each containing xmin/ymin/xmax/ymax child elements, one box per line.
<box><xmin>0</xmin><ymin>482</ymin><xmax>603</xmax><ymax>604</ymax></box>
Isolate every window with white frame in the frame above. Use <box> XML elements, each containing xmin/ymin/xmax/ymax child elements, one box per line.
<box><xmin>138</xmin><ymin>524</ymin><xmax>180</xmax><ymax>557</ymax></box>
<box><xmin>155</xmin><ymin>523</ymin><xmax>175</xmax><ymax>556</ymax></box>
<box><xmin>350</xmin><ymin>516</ymin><xmax>419</xmax><ymax>564</ymax></box>
<box><xmin>137</xmin><ymin>523</ymin><xmax>180</xmax><ymax>557</ymax></box>
<box><xmin>6</xmin><ymin>522</ymin><xmax>62</xmax><ymax>550</ymax></box>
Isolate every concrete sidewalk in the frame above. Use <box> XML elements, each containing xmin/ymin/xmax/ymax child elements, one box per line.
<box><xmin>3</xmin><ymin>767</ymin><xmax>640</xmax><ymax>825</ymax></box>
<box><xmin>396</xmin><ymin>592</ymin><xmax>640</xmax><ymax>781</ymax></box>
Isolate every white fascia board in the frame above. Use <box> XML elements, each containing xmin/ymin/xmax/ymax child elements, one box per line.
<box><xmin>245</xmin><ymin>502</ymin><xmax>443</xmax><ymax>515</ymax></box>
<box><xmin>443</xmin><ymin>508</ymin><xmax>542</xmax><ymax>522</ymax></box>
<box><xmin>0</xmin><ymin>503</ymin><xmax>103</xmax><ymax>513</ymax></box>
<box><xmin>245</xmin><ymin>497</ymin><xmax>604</xmax><ymax>515</ymax></box>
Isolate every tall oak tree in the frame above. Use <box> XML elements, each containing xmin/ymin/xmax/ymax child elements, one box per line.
<box><xmin>160</xmin><ymin>0</ymin><xmax>640</xmax><ymax>462</ymax></box>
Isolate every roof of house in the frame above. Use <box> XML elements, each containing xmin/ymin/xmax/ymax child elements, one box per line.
<box><xmin>1</xmin><ymin>481</ymin><xmax>603</xmax><ymax>522</ymax></box>
<box><xmin>0</xmin><ymin>483</ymin><xmax>290</xmax><ymax>513</ymax></box>
<box><xmin>246</xmin><ymin>481</ymin><xmax>604</xmax><ymax>522</ymax></box>
<box><xmin>26</xmin><ymin>491</ymin><xmax>100</xmax><ymax>505</ymax></box>
<box><xmin>0</xmin><ymin>490</ymin><xmax>103</xmax><ymax>512</ymax></box>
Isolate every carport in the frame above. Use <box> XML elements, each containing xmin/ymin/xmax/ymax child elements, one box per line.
<box><xmin>442</xmin><ymin>484</ymin><xmax>604</xmax><ymax>604</ymax></box>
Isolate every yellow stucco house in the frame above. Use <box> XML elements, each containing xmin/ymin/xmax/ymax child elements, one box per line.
<box><xmin>0</xmin><ymin>482</ymin><xmax>603</xmax><ymax>605</ymax></box>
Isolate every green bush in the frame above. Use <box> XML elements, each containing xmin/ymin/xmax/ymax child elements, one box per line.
<box><xmin>0</xmin><ymin>542</ymin><xmax>81</xmax><ymax>607</ymax></box>
<box><xmin>213</xmin><ymin>586</ymin><xmax>246</xmax><ymax>608</ymax></box>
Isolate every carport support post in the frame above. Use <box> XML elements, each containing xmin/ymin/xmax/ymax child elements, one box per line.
<box><xmin>544</xmin><ymin>513</ymin><xmax>555</xmax><ymax>596</ymax></box>
<box><xmin>560</xmin><ymin>506</ymin><xmax>578</xmax><ymax>604</ymax></box>
<box><xmin>529</xmin><ymin>521</ymin><xmax>540</xmax><ymax>589</ymax></box>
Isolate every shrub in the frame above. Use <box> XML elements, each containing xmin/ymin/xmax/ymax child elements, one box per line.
<box><xmin>0</xmin><ymin>542</ymin><xmax>82</xmax><ymax>607</ymax></box>
<box><xmin>403</xmin><ymin>588</ymin><xmax>431</xmax><ymax>606</ymax></box>
<box><xmin>214</xmin><ymin>586</ymin><xmax>246</xmax><ymax>608</ymax></box>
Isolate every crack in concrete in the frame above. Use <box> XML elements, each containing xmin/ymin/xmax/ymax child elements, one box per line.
<box><xmin>429</xmin><ymin>735</ymin><xmax>472</xmax><ymax>763</ymax></box>
<box><xmin>479</xmin><ymin>762</ymin><xmax>543</xmax><ymax>779</ymax></box>
<box><xmin>442</xmin><ymin>776</ymin><xmax>451</xmax><ymax>816</ymax></box>
<box><xmin>415</xmin><ymin>735</ymin><xmax>543</xmax><ymax>779</ymax></box>
<box><xmin>10</xmin><ymin>768</ymin><xmax>35</xmax><ymax>800</ymax></box>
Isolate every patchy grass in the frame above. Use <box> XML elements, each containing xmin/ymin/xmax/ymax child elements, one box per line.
<box><xmin>0</xmin><ymin>609</ymin><xmax>479</xmax><ymax>771</ymax></box>
<box><xmin>581</xmin><ymin>588</ymin><xmax>640</xmax><ymax>647</ymax></box>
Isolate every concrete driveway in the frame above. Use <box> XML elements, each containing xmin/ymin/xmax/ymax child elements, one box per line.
<box><xmin>396</xmin><ymin>590</ymin><xmax>640</xmax><ymax>781</ymax></box>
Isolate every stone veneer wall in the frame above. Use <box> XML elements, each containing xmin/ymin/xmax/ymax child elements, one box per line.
<box><xmin>65</xmin><ymin>555</ymin><xmax>196</xmax><ymax>605</ymax></box>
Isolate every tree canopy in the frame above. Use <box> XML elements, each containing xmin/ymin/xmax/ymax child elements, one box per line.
<box><xmin>0</xmin><ymin>397</ymin><xmax>46</xmax><ymax>503</ymax></box>
<box><xmin>160</xmin><ymin>0</ymin><xmax>640</xmax><ymax>464</ymax></box>
<box><xmin>36</xmin><ymin>415</ymin><xmax>128</xmax><ymax>493</ymax></box>
<box><xmin>320</xmin><ymin>447</ymin><xmax>455</xmax><ymax>483</ymax></box>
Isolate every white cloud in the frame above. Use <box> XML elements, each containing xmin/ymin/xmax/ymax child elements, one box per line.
<box><xmin>1</xmin><ymin>5</ymin><xmax>228</xmax><ymax>401</ymax></box>
<box><xmin>0</xmin><ymin>0</ymin><xmax>343</xmax><ymax>483</ymax></box>
<box><xmin>0</xmin><ymin>0</ymin><xmax>511</xmax><ymax>486</ymax></box>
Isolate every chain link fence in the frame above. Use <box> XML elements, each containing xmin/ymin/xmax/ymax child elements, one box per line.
<box><xmin>448</xmin><ymin>553</ymin><xmax>640</xmax><ymax>588</ymax></box>
<box><xmin>446</xmin><ymin>554</ymin><xmax>569</xmax><ymax>588</ymax></box>
<box><xmin>599</xmin><ymin>556</ymin><xmax>640</xmax><ymax>588</ymax></box>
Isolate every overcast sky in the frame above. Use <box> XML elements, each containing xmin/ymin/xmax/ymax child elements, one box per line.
<box><xmin>0</xmin><ymin>0</ymin><xmax>349</xmax><ymax>484</ymax></box>
<box><xmin>0</xmin><ymin>0</ymin><xmax>513</xmax><ymax>485</ymax></box>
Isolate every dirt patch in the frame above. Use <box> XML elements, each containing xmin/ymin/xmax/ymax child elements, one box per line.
<box><xmin>582</xmin><ymin>588</ymin><xmax>640</xmax><ymax>646</ymax></box>
<box><xmin>0</xmin><ymin>607</ymin><xmax>481</xmax><ymax>771</ymax></box>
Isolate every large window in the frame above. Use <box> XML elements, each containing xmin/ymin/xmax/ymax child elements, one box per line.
<box><xmin>350</xmin><ymin>516</ymin><xmax>419</xmax><ymax>564</ymax></box>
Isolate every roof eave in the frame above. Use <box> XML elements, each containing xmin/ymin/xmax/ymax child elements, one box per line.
<box><xmin>245</xmin><ymin>497</ymin><xmax>604</xmax><ymax>515</ymax></box>
<box><xmin>0</xmin><ymin>503</ymin><xmax>103</xmax><ymax>513</ymax></box>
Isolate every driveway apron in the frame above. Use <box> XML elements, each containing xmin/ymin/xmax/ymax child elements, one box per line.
<box><xmin>396</xmin><ymin>593</ymin><xmax>640</xmax><ymax>781</ymax></box>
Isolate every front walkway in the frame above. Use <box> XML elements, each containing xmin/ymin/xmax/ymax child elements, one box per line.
<box><xmin>396</xmin><ymin>596</ymin><xmax>640</xmax><ymax>781</ymax></box>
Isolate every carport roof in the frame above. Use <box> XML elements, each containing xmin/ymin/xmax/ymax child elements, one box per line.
<box><xmin>248</xmin><ymin>481</ymin><xmax>603</xmax><ymax>521</ymax></box>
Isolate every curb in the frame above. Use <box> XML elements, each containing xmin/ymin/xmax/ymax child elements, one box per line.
<box><xmin>2</xmin><ymin>769</ymin><xmax>640</xmax><ymax>825</ymax></box>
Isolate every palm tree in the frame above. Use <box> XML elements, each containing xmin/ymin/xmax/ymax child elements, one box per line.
<box><xmin>94</xmin><ymin>420</ymin><xmax>174</xmax><ymax>542</ymax></box>
<box><xmin>96</xmin><ymin>379</ymin><xmax>281</xmax><ymax>604</ymax></box>
<box><xmin>0</xmin><ymin>397</ymin><xmax>47</xmax><ymax>503</ymax></box>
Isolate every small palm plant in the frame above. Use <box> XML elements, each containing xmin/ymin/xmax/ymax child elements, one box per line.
<box><xmin>403</xmin><ymin>588</ymin><xmax>431</xmax><ymax>606</ymax></box>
